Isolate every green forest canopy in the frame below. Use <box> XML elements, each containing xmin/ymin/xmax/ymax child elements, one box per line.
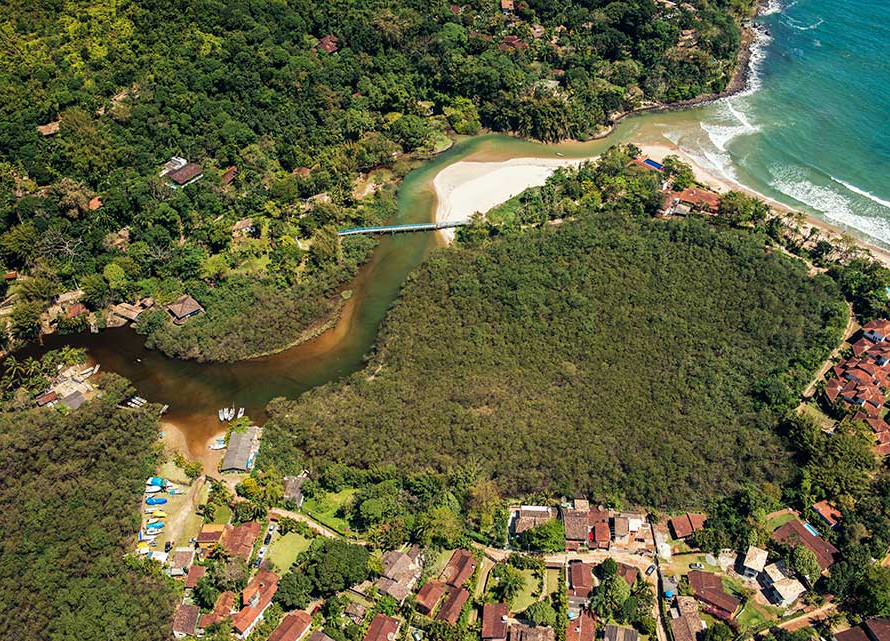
<box><xmin>0</xmin><ymin>377</ymin><xmax>177</xmax><ymax>641</ymax></box>
<box><xmin>0</xmin><ymin>0</ymin><xmax>753</xmax><ymax>360</ymax></box>
<box><xmin>261</xmin><ymin>214</ymin><xmax>847</xmax><ymax>507</ymax></box>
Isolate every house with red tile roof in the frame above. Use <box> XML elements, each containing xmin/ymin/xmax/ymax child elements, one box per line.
<box><xmin>416</xmin><ymin>580</ymin><xmax>447</xmax><ymax>615</ymax></box>
<box><xmin>687</xmin><ymin>570</ymin><xmax>740</xmax><ymax>620</ymax></box>
<box><xmin>562</xmin><ymin>507</ymin><xmax>590</xmax><ymax>550</ymax></box>
<box><xmin>675</xmin><ymin>188</ymin><xmax>720</xmax><ymax>214</ymax></box>
<box><xmin>772</xmin><ymin>519</ymin><xmax>839</xmax><ymax>571</ymax></box>
<box><xmin>590</xmin><ymin>521</ymin><xmax>611</xmax><ymax>549</ymax></box>
<box><xmin>436</xmin><ymin>586</ymin><xmax>470</xmax><ymax>624</ymax></box>
<box><xmin>268</xmin><ymin>611</ymin><xmax>313</xmax><ymax>641</ymax></box>
<box><xmin>224</xmin><ymin>521</ymin><xmax>262</xmax><ymax>561</ymax></box>
<box><xmin>812</xmin><ymin>500</ymin><xmax>842</xmax><ymax>529</ymax></box>
<box><xmin>316</xmin><ymin>35</ymin><xmax>339</xmax><ymax>54</ymax></box>
<box><xmin>668</xmin><ymin>513</ymin><xmax>706</xmax><ymax>540</ymax></box>
<box><xmin>233</xmin><ymin>568</ymin><xmax>279</xmax><ymax>638</ymax></box>
<box><xmin>482</xmin><ymin>603</ymin><xmax>509</xmax><ymax>641</ymax></box>
<box><xmin>173</xmin><ymin>603</ymin><xmax>200</xmax><ymax>638</ymax></box>
<box><xmin>566</xmin><ymin>610</ymin><xmax>596</xmax><ymax>641</ymax></box>
<box><xmin>363</xmin><ymin>614</ymin><xmax>400</xmax><ymax>641</ymax></box>
<box><xmin>185</xmin><ymin>564</ymin><xmax>206</xmax><ymax>589</ymax></box>
<box><xmin>200</xmin><ymin>590</ymin><xmax>237</xmax><ymax>629</ymax></box>
<box><xmin>440</xmin><ymin>549</ymin><xmax>476</xmax><ymax>587</ymax></box>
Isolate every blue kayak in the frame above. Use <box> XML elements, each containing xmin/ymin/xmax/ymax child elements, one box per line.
<box><xmin>145</xmin><ymin>522</ymin><xmax>164</xmax><ymax>530</ymax></box>
<box><xmin>145</xmin><ymin>497</ymin><xmax>168</xmax><ymax>505</ymax></box>
<box><xmin>146</xmin><ymin>477</ymin><xmax>166</xmax><ymax>487</ymax></box>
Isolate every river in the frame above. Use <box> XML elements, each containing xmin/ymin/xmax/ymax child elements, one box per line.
<box><xmin>21</xmin><ymin>0</ymin><xmax>889</xmax><ymax>454</ymax></box>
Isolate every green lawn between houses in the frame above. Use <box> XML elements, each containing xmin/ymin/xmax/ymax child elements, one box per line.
<box><xmin>301</xmin><ymin>487</ymin><xmax>357</xmax><ymax>534</ymax></box>
<box><xmin>266</xmin><ymin>532</ymin><xmax>311</xmax><ymax>573</ymax></box>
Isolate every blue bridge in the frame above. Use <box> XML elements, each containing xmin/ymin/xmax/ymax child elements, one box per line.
<box><xmin>337</xmin><ymin>220</ymin><xmax>471</xmax><ymax>236</ymax></box>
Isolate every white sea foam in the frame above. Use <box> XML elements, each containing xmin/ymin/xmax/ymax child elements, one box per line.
<box><xmin>783</xmin><ymin>15</ymin><xmax>824</xmax><ymax>31</ymax></box>
<box><xmin>769</xmin><ymin>165</ymin><xmax>890</xmax><ymax>243</ymax></box>
<box><xmin>760</xmin><ymin>0</ymin><xmax>784</xmax><ymax>16</ymax></box>
<box><xmin>734</xmin><ymin>26</ymin><xmax>772</xmax><ymax>97</ymax></box>
<box><xmin>832</xmin><ymin>176</ymin><xmax>890</xmax><ymax>210</ymax></box>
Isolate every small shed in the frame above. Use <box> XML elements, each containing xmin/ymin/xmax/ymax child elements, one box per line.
<box><xmin>166</xmin><ymin>295</ymin><xmax>204</xmax><ymax>325</ymax></box>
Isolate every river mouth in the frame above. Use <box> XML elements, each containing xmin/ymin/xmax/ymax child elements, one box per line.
<box><xmin>14</xmin><ymin>102</ymin><xmax>875</xmax><ymax>455</ymax></box>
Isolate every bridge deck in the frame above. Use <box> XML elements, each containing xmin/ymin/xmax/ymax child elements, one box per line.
<box><xmin>337</xmin><ymin>220</ymin><xmax>470</xmax><ymax>236</ymax></box>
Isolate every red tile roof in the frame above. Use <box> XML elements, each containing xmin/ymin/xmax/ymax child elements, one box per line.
<box><xmin>200</xmin><ymin>591</ymin><xmax>237</xmax><ymax>629</ymax></box>
<box><xmin>772</xmin><ymin>520</ymin><xmax>839</xmax><ymax>570</ymax></box>
<box><xmin>617</xmin><ymin>563</ymin><xmax>639</xmax><ymax>586</ymax></box>
<box><xmin>688</xmin><ymin>571</ymin><xmax>740</xmax><ymax>619</ymax></box>
<box><xmin>568</xmin><ymin>562</ymin><xmax>593</xmax><ymax>597</ymax></box>
<box><xmin>482</xmin><ymin>603</ymin><xmax>509</xmax><ymax>640</ymax></box>
<box><xmin>224</xmin><ymin>521</ymin><xmax>262</xmax><ymax>561</ymax></box>
<box><xmin>675</xmin><ymin>188</ymin><xmax>720</xmax><ymax>213</ymax></box>
<box><xmin>316</xmin><ymin>34</ymin><xmax>339</xmax><ymax>54</ymax></box>
<box><xmin>268</xmin><ymin>611</ymin><xmax>313</xmax><ymax>641</ymax></box>
<box><xmin>221</xmin><ymin>166</ymin><xmax>238</xmax><ymax>185</ymax></box>
<box><xmin>185</xmin><ymin>564</ymin><xmax>206</xmax><ymax>589</ymax></box>
<box><xmin>416</xmin><ymin>580</ymin><xmax>447</xmax><ymax>615</ymax></box>
<box><xmin>363</xmin><ymin>614</ymin><xmax>400</xmax><ymax>641</ymax></box>
<box><xmin>812</xmin><ymin>500</ymin><xmax>842</xmax><ymax>528</ymax></box>
<box><xmin>172</xmin><ymin>603</ymin><xmax>200</xmax><ymax>636</ymax></box>
<box><xmin>167</xmin><ymin>162</ymin><xmax>203</xmax><ymax>185</ymax></box>
<box><xmin>436</xmin><ymin>587</ymin><xmax>469</xmax><ymax>624</ymax></box>
<box><xmin>591</xmin><ymin>521</ymin><xmax>611</xmax><ymax>548</ymax></box>
<box><xmin>669</xmin><ymin>513</ymin><xmax>706</xmax><ymax>539</ymax></box>
<box><xmin>440</xmin><ymin>549</ymin><xmax>476</xmax><ymax>587</ymax></box>
<box><xmin>234</xmin><ymin>569</ymin><xmax>279</xmax><ymax>636</ymax></box>
<box><xmin>65</xmin><ymin>303</ymin><xmax>88</xmax><ymax>319</ymax></box>
<box><xmin>566</xmin><ymin>611</ymin><xmax>596</xmax><ymax>641</ymax></box>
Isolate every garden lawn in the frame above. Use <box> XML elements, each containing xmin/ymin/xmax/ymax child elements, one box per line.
<box><xmin>266</xmin><ymin>532</ymin><xmax>311</xmax><ymax>572</ymax></box>
<box><xmin>301</xmin><ymin>488</ymin><xmax>357</xmax><ymax>534</ymax></box>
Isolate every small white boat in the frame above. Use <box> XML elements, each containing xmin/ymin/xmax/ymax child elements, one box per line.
<box><xmin>145</xmin><ymin>507</ymin><xmax>158</xmax><ymax>514</ymax></box>
<box><xmin>93</xmin><ymin>364</ymin><xmax>101</xmax><ymax>373</ymax></box>
<box><xmin>237</xmin><ymin>407</ymin><xmax>244</xmax><ymax>419</ymax></box>
<box><xmin>78</xmin><ymin>366</ymin><xmax>95</xmax><ymax>377</ymax></box>
<box><xmin>145</xmin><ymin>485</ymin><xmax>162</xmax><ymax>493</ymax></box>
<box><xmin>556</xmin><ymin>152</ymin><xmax>565</xmax><ymax>157</ymax></box>
<box><xmin>209</xmin><ymin>442</ymin><xmax>226</xmax><ymax>450</ymax></box>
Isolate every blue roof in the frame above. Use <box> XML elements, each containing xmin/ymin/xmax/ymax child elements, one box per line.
<box><xmin>643</xmin><ymin>159</ymin><xmax>664</xmax><ymax>170</ymax></box>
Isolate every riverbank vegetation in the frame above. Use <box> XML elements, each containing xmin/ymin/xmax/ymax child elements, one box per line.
<box><xmin>0</xmin><ymin>373</ymin><xmax>178</xmax><ymax>640</ymax></box>
<box><xmin>261</xmin><ymin>156</ymin><xmax>847</xmax><ymax>507</ymax></box>
<box><xmin>0</xmin><ymin>0</ymin><xmax>756</xmax><ymax>361</ymax></box>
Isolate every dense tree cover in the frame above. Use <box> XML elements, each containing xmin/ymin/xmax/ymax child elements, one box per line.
<box><xmin>275</xmin><ymin>539</ymin><xmax>371</xmax><ymax>610</ymax></box>
<box><xmin>294</xmin><ymin>462</ymin><xmax>505</xmax><ymax>547</ymax></box>
<box><xmin>261</xmin><ymin>200</ymin><xmax>846</xmax><ymax>506</ymax></box>
<box><xmin>0</xmin><ymin>0</ymin><xmax>754</xmax><ymax>359</ymax></box>
<box><xmin>589</xmin><ymin>559</ymin><xmax>656</xmax><ymax>634</ymax></box>
<box><xmin>0</xmin><ymin>374</ymin><xmax>178</xmax><ymax>641</ymax></box>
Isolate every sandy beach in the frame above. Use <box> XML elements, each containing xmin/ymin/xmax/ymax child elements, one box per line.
<box><xmin>431</xmin><ymin>140</ymin><xmax>890</xmax><ymax>269</ymax></box>
<box><xmin>433</xmin><ymin>157</ymin><xmax>591</xmax><ymax>242</ymax></box>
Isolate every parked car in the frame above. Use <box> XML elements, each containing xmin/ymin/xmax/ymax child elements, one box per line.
<box><xmin>689</xmin><ymin>562</ymin><xmax>704</xmax><ymax>570</ymax></box>
<box><xmin>258</xmin><ymin>546</ymin><xmax>267</xmax><ymax>558</ymax></box>
<box><xmin>164</xmin><ymin>541</ymin><xmax>173</xmax><ymax>553</ymax></box>
<box><xmin>264</xmin><ymin>533</ymin><xmax>272</xmax><ymax>545</ymax></box>
<box><xmin>645</xmin><ymin>564</ymin><xmax>657</xmax><ymax>576</ymax></box>
<box><xmin>267</xmin><ymin>524</ymin><xmax>275</xmax><ymax>533</ymax></box>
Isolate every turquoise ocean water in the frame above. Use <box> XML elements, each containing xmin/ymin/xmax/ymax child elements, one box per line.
<box><xmin>661</xmin><ymin>0</ymin><xmax>890</xmax><ymax>245</ymax></box>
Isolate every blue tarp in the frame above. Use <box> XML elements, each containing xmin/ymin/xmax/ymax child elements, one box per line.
<box><xmin>643</xmin><ymin>159</ymin><xmax>664</xmax><ymax>170</ymax></box>
<box><xmin>146</xmin><ymin>497</ymin><xmax>168</xmax><ymax>505</ymax></box>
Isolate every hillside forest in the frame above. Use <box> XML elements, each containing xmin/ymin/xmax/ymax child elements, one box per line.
<box><xmin>0</xmin><ymin>0</ymin><xmax>755</xmax><ymax>361</ymax></box>
<box><xmin>259</xmin><ymin>151</ymin><xmax>849</xmax><ymax>508</ymax></box>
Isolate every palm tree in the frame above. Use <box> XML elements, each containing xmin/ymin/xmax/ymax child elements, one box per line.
<box><xmin>3</xmin><ymin>356</ymin><xmax>21</xmax><ymax>383</ymax></box>
<box><xmin>497</xmin><ymin>565</ymin><xmax>526</xmax><ymax>604</ymax></box>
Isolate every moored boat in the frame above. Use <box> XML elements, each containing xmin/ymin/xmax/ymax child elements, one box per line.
<box><xmin>145</xmin><ymin>497</ymin><xmax>167</xmax><ymax>505</ymax></box>
<box><xmin>145</xmin><ymin>485</ymin><xmax>162</xmax><ymax>493</ymax></box>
